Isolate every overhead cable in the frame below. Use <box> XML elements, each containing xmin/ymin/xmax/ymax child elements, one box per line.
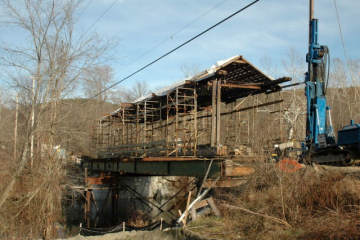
<box><xmin>91</xmin><ymin>0</ymin><xmax>261</xmax><ymax>99</ymax></box>
<box><xmin>124</xmin><ymin>0</ymin><xmax>230</xmax><ymax>67</ymax></box>
<box><xmin>81</xmin><ymin>0</ymin><xmax>120</xmax><ymax>38</ymax></box>
<box><xmin>331</xmin><ymin>0</ymin><xmax>354</xmax><ymax>82</ymax></box>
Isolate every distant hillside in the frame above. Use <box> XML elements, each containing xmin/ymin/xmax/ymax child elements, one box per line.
<box><xmin>0</xmin><ymin>98</ymin><xmax>118</xmax><ymax>158</ymax></box>
<box><xmin>50</xmin><ymin>98</ymin><xmax>118</xmax><ymax>156</ymax></box>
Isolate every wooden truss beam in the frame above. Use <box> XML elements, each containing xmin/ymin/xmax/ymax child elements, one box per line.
<box><xmin>208</xmin><ymin>81</ymin><xmax>261</xmax><ymax>90</ymax></box>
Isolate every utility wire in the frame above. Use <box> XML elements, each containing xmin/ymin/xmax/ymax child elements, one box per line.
<box><xmin>77</xmin><ymin>0</ymin><xmax>94</xmax><ymax>19</ymax></box>
<box><xmin>332</xmin><ymin>0</ymin><xmax>354</xmax><ymax>82</ymax></box>
<box><xmin>91</xmin><ymin>0</ymin><xmax>260</xmax><ymax>99</ymax></box>
<box><xmin>81</xmin><ymin>0</ymin><xmax>120</xmax><ymax>38</ymax></box>
<box><xmin>123</xmin><ymin>0</ymin><xmax>230</xmax><ymax>67</ymax></box>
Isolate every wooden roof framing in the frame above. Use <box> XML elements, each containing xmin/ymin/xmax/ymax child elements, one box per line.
<box><xmin>101</xmin><ymin>55</ymin><xmax>291</xmax><ymax>122</ymax></box>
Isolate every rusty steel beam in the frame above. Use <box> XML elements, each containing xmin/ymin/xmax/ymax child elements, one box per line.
<box><xmin>86</xmin><ymin>175</ymin><xmax>118</xmax><ymax>185</ymax></box>
<box><xmin>142</xmin><ymin>157</ymin><xmax>203</xmax><ymax>161</ymax></box>
<box><xmin>83</xmin><ymin>156</ymin><xmax>255</xmax><ymax>179</ymax></box>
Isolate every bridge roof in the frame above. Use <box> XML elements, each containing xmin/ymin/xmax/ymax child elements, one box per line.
<box><xmin>102</xmin><ymin>55</ymin><xmax>290</xmax><ymax>121</ymax></box>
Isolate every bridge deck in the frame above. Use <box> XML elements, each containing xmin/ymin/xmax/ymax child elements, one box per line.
<box><xmin>82</xmin><ymin>156</ymin><xmax>255</xmax><ymax>178</ymax></box>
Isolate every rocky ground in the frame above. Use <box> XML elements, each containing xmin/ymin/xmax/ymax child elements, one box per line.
<box><xmin>61</xmin><ymin>229</ymin><xmax>203</xmax><ymax>240</ymax></box>
<box><xmin>63</xmin><ymin>231</ymin><xmax>176</xmax><ymax>240</ymax></box>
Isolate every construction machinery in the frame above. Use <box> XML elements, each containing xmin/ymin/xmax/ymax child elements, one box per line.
<box><xmin>299</xmin><ymin>0</ymin><xmax>360</xmax><ymax>164</ymax></box>
<box><xmin>273</xmin><ymin>0</ymin><xmax>360</xmax><ymax>166</ymax></box>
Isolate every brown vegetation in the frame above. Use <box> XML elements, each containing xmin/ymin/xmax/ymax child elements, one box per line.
<box><xmin>188</xmin><ymin>162</ymin><xmax>360</xmax><ymax>240</ymax></box>
<box><xmin>0</xmin><ymin>0</ymin><xmax>114</xmax><ymax>238</ymax></box>
<box><xmin>0</xmin><ymin>0</ymin><xmax>358</xmax><ymax>238</ymax></box>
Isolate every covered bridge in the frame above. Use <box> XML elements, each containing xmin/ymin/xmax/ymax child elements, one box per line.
<box><xmin>85</xmin><ymin>55</ymin><xmax>290</xmax><ymax>176</ymax></box>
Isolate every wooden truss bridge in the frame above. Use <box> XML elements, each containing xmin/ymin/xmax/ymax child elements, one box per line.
<box><xmin>83</xmin><ymin>55</ymin><xmax>290</xmax><ymax>178</ymax></box>
<box><xmin>80</xmin><ymin>55</ymin><xmax>291</xmax><ymax>230</ymax></box>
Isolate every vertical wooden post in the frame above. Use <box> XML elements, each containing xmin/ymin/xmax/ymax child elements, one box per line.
<box><xmin>236</xmin><ymin>102</ymin><xmax>240</xmax><ymax>145</ymax></box>
<box><xmin>126</xmin><ymin>111</ymin><xmax>129</xmax><ymax>145</ymax></box>
<box><xmin>151</xmin><ymin>102</ymin><xmax>154</xmax><ymax>142</ymax></box>
<box><xmin>136</xmin><ymin>104</ymin><xmax>139</xmax><ymax>144</ymax></box>
<box><xmin>159</xmin><ymin>102</ymin><xmax>163</xmax><ymax>142</ymax></box>
<box><xmin>279</xmin><ymin>92</ymin><xmax>283</xmax><ymax>141</ymax></box>
<box><xmin>109</xmin><ymin>116</ymin><xmax>113</xmax><ymax>147</ymax></box>
<box><xmin>247</xmin><ymin>111</ymin><xmax>250</xmax><ymax>144</ymax></box>
<box><xmin>107</xmin><ymin>116</ymin><xmax>110</xmax><ymax>147</ymax></box>
<box><xmin>194</xmin><ymin>87</ymin><xmax>198</xmax><ymax>156</ymax></box>
<box><xmin>211</xmin><ymin>80</ymin><xmax>217</xmax><ymax>147</ymax></box>
<box><xmin>251</xmin><ymin>96</ymin><xmax>257</xmax><ymax>150</ymax></box>
<box><xmin>85</xmin><ymin>191</ymin><xmax>91</xmax><ymax>228</ymax></box>
<box><xmin>166</xmin><ymin>95</ymin><xmax>169</xmax><ymax>156</ymax></box>
<box><xmin>216</xmin><ymin>80</ymin><xmax>221</xmax><ymax>151</ymax></box>
<box><xmin>144</xmin><ymin>101</ymin><xmax>147</xmax><ymax>149</ymax></box>
<box><xmin>122</xmin><ymin>108</ymin><xmax>125</xmax><ymax>145</ymax></box>
<box><xmin>99</xmin><ymin>120</ymin><xmax>102</xmax><ymax>149</ymax></box>
<box><xmin>175</xmin><ymin>89</ymin><xmax>179</xmax><ymax>157</ymax></box>
<box><xmin>129</xmin><ymin>118</ymin><xmax>132</xmax><ymax>145</ymax></box>
<box><xmin>84</xmin><ymin>168</ymin><xmax>91</xmax><ymax>228</ymax></box>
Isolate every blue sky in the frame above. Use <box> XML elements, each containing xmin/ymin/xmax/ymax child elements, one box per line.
<box><xmin>1</xmin><ymin>0</ymin><xmax>360</xmax><ymax>94</ymax></box>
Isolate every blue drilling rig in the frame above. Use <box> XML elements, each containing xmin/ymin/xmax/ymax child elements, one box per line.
<box><xmin>302</xmin><ymin>0</ymin><xmax>360</xmax><ymax>164</ymax></box>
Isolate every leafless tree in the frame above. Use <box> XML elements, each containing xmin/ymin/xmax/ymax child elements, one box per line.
<box><xmin>83</xmin><ymin>65</ymin><xmax>113</xmax><ymax>101</ymax></box>
<box><xmin>259</xmin><ymin>55</ymin><xmax>280</xmax><ymax>79</ymax></box>
<box><xmin>112</xmin><ymin>80</ymin><xmax>150</xmax><ymax>103</ymax></box>
<box><xmin>328</xmin><ymin>58</ymin><xmax>360</xmax><ymax>131</ymax></box>
<box><xmin>281</xmin><ymin>48</ymin><xmax>306</xmax><ymax>141</ymax></box>
<box><xmin>0</xmin><ymin>0</ymin><xmax>111</xmax><ymax>238</ymax></box>
<box><xmin>181</xmin><ymin>64</ymin><xmax>200</xmax><ymax>79</ymax></box>
<box><xmin>131</xmin><ymin>80</ymin><xmax>150</xmax><ymax>100</ymax></box>
<box><xmin>282</xmin><ymin>48</ymin><xmax>304</xmax><ymax>83</ymax></box>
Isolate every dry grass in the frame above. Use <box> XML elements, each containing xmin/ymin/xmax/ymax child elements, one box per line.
<box><xmin>191</xmin><ymin>162</ymin><xmax>360</xmax><ymax>240</ymax></box>
<box><xmin>0</xmin><ymin>150</ymin><xmax>67</xmax><ymax>239</ymax></box>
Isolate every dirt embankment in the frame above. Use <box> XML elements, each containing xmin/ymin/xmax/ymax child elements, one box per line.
<box><xmin>187</xmin><ymin>163</ymin><xmax>360</xmax><ymax>240</ymax></box>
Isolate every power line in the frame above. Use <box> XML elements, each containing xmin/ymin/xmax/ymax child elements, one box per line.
<box><xmin>123</xmin><ymin>0</ymin><xmax>230</xmax><ymax>67</ymax></box>
<box><xmin>332</xmin><ymin>0</ymin><xmax>354</xmax><ymax>82</ymax></box>
<box><xmin>81</xmin><ymin>0</ymin><xmax>120</xmax><ymax>38</ymax></box>
<box><xmin>332</xmin><ymin>0</ymin><xmax>348</xmax><ymax>63</ymax></box>
<box><xmin>91</xmin><ymin>0</ymin><xmax>261</xmax><ymax>99</ymax></box>
<box><xmin>77</xmin><ymin>0</ymin><xmax>94</xmax><ymax>19</ymax></box>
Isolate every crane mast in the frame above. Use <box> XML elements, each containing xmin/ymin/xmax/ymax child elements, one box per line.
<box><xmin>274</xmin><ymin>0</ymin><xmax>360</xmax><ymax>165</ymax></box>
<box><xmin>304</xmin><ymin>0</ymin><xmax>335</xmax><ymax>154</ymax></box>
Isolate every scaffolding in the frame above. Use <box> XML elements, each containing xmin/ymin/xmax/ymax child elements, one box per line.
<box><xmin>166</xmin><ymin>85</ymin><xmax>197</xmax><ymax>157</ymax></box>
<box><xmin>92</xmin><ymin>55</ymin><xmax>290</xmax><ymax>160</ymax></box>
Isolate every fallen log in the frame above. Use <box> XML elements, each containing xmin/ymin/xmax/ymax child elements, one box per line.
<box><xmin>313</xmin><ymin>164</ymin><xmax>360</xmax><ymax>175</ymax></box>
<box><xmin>220</xmin><ymin>202</ymin><xmax>292</xmax><ymax>228</ymax></box>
